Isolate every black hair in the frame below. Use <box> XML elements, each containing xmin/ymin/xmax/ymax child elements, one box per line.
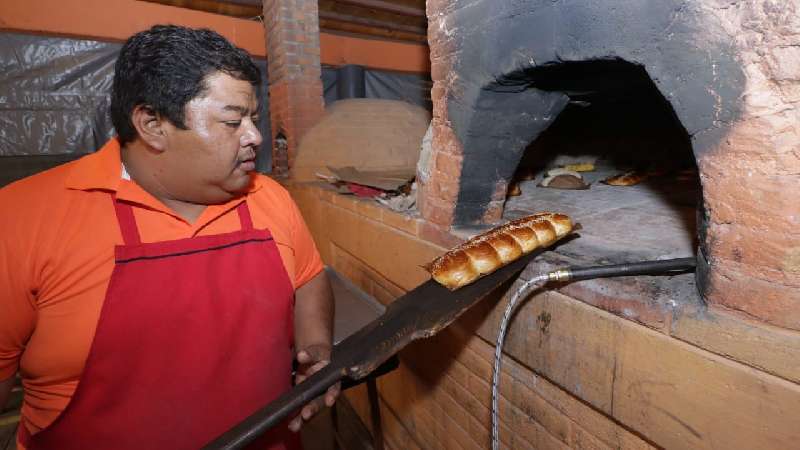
<box><xmin>111</xmin><ymin>25</ymin><xmax>261</xmax><ymax>145</ymax></box>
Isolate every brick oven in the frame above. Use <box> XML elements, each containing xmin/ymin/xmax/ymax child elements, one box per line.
<box><xmin>421</xmin><ymin>0</ymin><xmax>800</xmax><ymax>329</ymax></box>
<box><xmin>281</xmin><ymin>1</ymin><xmax>800</xmax><ymax>448</ymax></box>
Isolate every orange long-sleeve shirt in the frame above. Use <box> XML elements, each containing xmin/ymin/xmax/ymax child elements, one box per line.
<box><xmin>0</xmin><ymin>138</ymin><xmax>324</xmax><ymax>439</ymax></box>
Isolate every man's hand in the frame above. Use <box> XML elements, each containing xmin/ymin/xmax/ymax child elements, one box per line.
<box><xmin>291</xmin><ymin>270</ymin><xmax>336</xmax><ymax>432</ymax></box>
<box><xmin>288</xmin><ymin>344</ymin><xmax>340</xmax><ymax>432</ymax></box>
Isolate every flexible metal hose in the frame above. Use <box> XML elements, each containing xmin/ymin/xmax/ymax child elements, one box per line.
<box><xmin>491</xmin><ymin>257</ymin><xmax>696</xmax><ymax>450</ymax></box>
<box><xmin>491</xmin><ymin>273</ymin><xmax>549</xmax><ymax>450</ymax></box>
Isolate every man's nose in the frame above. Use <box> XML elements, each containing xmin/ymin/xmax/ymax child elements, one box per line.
<box><xmin>241</xmin><ymin>120</ymin><xmax>263</xmax><ymax>147</ymax></box>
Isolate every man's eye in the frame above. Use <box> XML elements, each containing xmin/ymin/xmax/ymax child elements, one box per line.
<box><xmin>224</xmin><ymin>121</ymin><xmax>241</xmax><ymax>128</ymax></box>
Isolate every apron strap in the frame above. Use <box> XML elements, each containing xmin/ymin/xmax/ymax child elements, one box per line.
<box><xmin>236</xmin><ymin>200</ymin><xmax>254</xmax><ymax>231</ymax></box>
<box><xmin>112</xmin><ymin>195</ymin><xmax>142</xmax><ymax>246</ymax></box>
<box><xmin>111</xmin><ymin>196</ymin><xmax>253</xmax><ymax>246</ymax></box>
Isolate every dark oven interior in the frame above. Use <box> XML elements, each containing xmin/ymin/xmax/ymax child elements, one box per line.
<box><xmin>502</xmin><ymin>60</ymin><xmax>700</xmax><ymax>268</ymax></box>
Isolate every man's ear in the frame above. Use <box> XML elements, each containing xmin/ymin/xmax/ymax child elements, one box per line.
<box><xmin>131</xmin><ymin>105</ymin><xmax>167</xmax><ymax>152</ymax></box>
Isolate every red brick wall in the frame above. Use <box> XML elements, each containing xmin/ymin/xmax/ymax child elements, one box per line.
<box><xmin>262</xmin><ymin>0</ymin><xmax>325</xmax><ymax>175</ymax></box>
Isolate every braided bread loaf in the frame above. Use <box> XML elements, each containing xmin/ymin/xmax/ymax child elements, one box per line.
<box><xmin>426</xmin><ymin>213</ymin><xmax>573</xmax><ymax>290</ymax></box>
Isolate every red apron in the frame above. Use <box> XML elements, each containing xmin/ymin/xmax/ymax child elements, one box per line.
<box><xmin>21</xmin><ymin>197</ymin><xmax>300</xmax><ymax>450</ymax></box>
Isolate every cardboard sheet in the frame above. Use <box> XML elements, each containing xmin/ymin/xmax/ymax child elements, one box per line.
<box><xmin>327</xmin><ymin>166</ymin><xmax>415</xmax><ymax>191</ymax></box>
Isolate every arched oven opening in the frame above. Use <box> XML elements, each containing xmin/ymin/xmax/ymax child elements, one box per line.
<box><xmin>502</xmin><ymin>59</ymin><xmax>700</xmax><ymax>267</ymax></box>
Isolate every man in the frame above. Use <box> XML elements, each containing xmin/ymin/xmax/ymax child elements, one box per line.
<box><xmin>0</xmin><ymin>25</ymin><xmax>337</xmax><ymax>449</ymax></box>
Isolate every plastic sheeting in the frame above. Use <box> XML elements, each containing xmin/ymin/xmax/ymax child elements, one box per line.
<box><xmin>322</xmin><ymin>65</ymin><xmax>432</xmax><ymax>110</ymax></box>
<box><xmin>0</xmin><ymin>32</ymin><xmax>431</xmax><ymax>165</ymax></box>
<box><xmin>0</xmin><ymin>32</ymin><xmax>271</xmax><ymax>161</ymax></box>
<box><xmin>0</xmin><ymin>33</ymin><xmax>119</xmax><ymax>156</ymax></box>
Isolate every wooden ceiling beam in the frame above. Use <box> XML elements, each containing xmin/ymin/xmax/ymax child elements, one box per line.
<box><xmin>144</xmin><ymin>0</ymin><xmax>260</xmax><ymax>18</ymax></box>
<box><xmin>141</xmin><ymin>0</ymin><xmax>427</xmax><ymax>43</ymax></box>
<box><xmin>334</xmin><ymin>0</ymin><xmax>425</xmax><ymax>18</ymax></box>
<box><xmin>319</xmin><ymin>18</ymin><xmax>426</xmax><ymax>43</ymax></box>
<box><xmin>214</xmin><ymin>0</ymin><xmax>261</xmax><ymax>6</ymax></box>
<box><xmin>217</xmin><ymin>0</ymin><xmax>425</xmax><ymax>18</ymax></box>
<box><xmin>319</xmin><ymin>9</ymin><xmax>425</xmax><ymax>35</ymax></box>
<box><xmin>320</xmin><ymin>0</ymin><xmax>425</xmax><ymax>29</ymax></box>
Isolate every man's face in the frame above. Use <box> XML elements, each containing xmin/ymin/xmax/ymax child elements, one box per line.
<box><xmin>160</xmin><ymin>71</ymin><xmax>262</xmax><ymax>205</ymax></box>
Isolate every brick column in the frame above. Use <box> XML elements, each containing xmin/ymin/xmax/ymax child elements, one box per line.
<box><xmin>417</xmin><ymin>1</ymin><xmax>461</xmax><ymax>231</ymax></box>
<box><xmin>262</xmin><ymin>0</ymin><xmax>325</xmax><ymax>175</ymax></box>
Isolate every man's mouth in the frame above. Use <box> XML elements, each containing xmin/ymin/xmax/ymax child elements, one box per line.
<box><xmin>238</xmin><ymin>159</ymin><xmax>256</xmax><ymax>172</ymax></box>
<box><xmin>237</xmin><ymin>150</ymin><xmax>257</xmax><ymax>172</ymax></box>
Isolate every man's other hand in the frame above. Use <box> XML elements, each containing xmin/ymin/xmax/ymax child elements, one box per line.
<box><xmin>289</xmin><ymin>344</ymin><xmax>340</xmax><ymax>432</ymax></box>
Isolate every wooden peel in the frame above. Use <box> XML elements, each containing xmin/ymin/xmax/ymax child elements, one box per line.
<box><xmin>202</xmin><ymin>248</ymin><xmax>553</xmax><ymax>450</ymax></box>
